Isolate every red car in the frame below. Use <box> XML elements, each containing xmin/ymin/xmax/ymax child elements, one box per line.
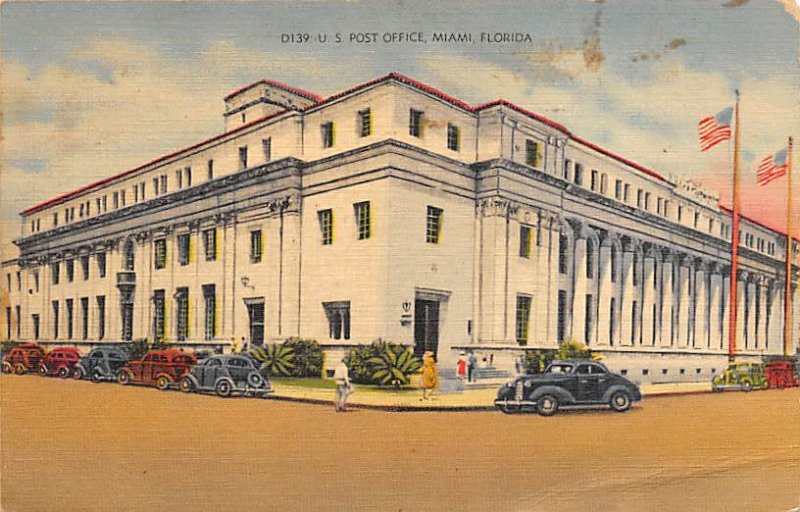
<box><xmin>38</xmin><ymin>347</ymin><xmax>82</xmax><ymax>378</ymax></box>
<box><xmin>764</xmin><ymin>360</ymin><xmax>800</xmax><ymax>389</ymax></box>
<box><xmin>2</xmin><ymin>343</ymin><xmax>46</xmax><ymax>375</ymax></box>
<box><xmin>116</xmin><ymin>349</ymin><xmax>197</xmax><ymax>390</ymax></box>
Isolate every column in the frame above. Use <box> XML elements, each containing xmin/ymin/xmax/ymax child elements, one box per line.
<box><xmin>572</xmin><ymin>236</ymin><xmax>587</xmax><ymax>344</ymax></box>
<box><xmin>745</xmin><ymin>279</ymin><xmax>756</xmax><ymax>351</ymax></box>
<box><xmin>661</xmin><ymin>258</ymin><xmax>674</xmax><ymax>346</ymax></box>
<box><xmin>735</xmin><ymin>273</ymin><xmax>746</xmax><ymax>353</ymax></box>
<box><xmin>642</xmin><ymin>256</ymin><xmax>656</xmax><ymax>346</ymax></box>
<box><xmin>757</xmin><ymin>278</ymin><xmax>768</xmax><ymax>351</ymax></box>
<box><xmin>708</xmin><ymin>270</ymin><xmax>722</xmax><ymax>350</ymax></box>
<box><xmin>721</xmin><ymin>270</ymin><xmax>731</xmax><ymax>352</ymax></box>
<box><xmin>597</xmin><ymin>245</ymin><xmax>612</xmax><ymax>346</ymax></box>
<box><xmin>677</xmin><ymin>262</ymin><xmax>690</xmax><ymax>348</ymax></box>
<box><xmin>694</xmin><ymin>266</ymin><xmax>707</xmax><ymax>349</ymax></box>
<box><xmin>768</xmin><ymin>280</ymin><xmax>783</xmax><ymax>353</ymax></box>
<box><xmin>620</xmin><ymin>249</ymin><xmax>634</xmax><ymax>346</ymax></box>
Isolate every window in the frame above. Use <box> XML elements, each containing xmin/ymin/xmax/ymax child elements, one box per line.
<box><xmin>96</xmin><ymin>296</ymin><xmax>106</xmax><ymax>340</ymax></box>
<box><xmin>153</xmin><ymin>177</ymin><xmax>160</xmax><ymax>196</ymax></box>
<box><xmin>52</xmin><ymin>262</ymin><xmax>60</xmax><ymax>285</ymax></box>
<box><xmin>321</xmin><ymin>122</ymin><xmax>335</xmax><ymax>148</ymax></box>
<box><xmin>323</xmin><ymin>301</ymin><xmax>351</xmax><ymax>340</ymax></box>
<box><xmin>113</xmin><ymin>192</ymin><xmax>119</xmax><ymax>209</ymax></box>
<box><xmin>203</xmin><ymin>229</ymin><xmax>217</xmax><ymax>261</ymax></box>
<box><xmin>447</xmin><ymin>123</ymin><xmax>460</xmax><ymax>151</ymax></box>
<box><xmin>250</xmin><ymin>230</ymin><xmax>263</xmax><ymax>263</ymax></box>
<box><xmin>81</xmin><ymin>255</ymin><xmax>89</xmax><ymax>280</ymax></box>
<box><xmin>140</xmin><ymin>182</ymin><xmax>146</xmax><ymax>201</ymax></box>
<box><xmin>678</xmin><ymin>205</ymin><xmax>683</xmax><ymax>222</ymax></box>
<box><xmin>203</xmin><ymin>285</ymin><xmax>217</xmax><ymax>340</ymax></box>
<box><xmin>80</xmin><ymin>297</ymin><xmax>89</xmax><ymax>340</ymax></box>
<box><xmin>358</xmin><ymin>109</ymin><xmax>372</xmax><ymax>137</ymax></box>
<box><xmin>97</xmin><ymin>252</ymin><xmax>107</xmax><ymax>278</ymax></box>
<box><xmin>426</xmin><ymin>206</ymin><xmax>443</xmax><ymax>244</ymax></box>
<box><xmin>33</xmin><ymin>271</ymin><xmax>39</xmax><ymax>292</ymax></box>
<box><xmin>637</xmin><ymin>189</ymin><xmax>644</xmax><ymax>208</ymax></box>
<box><xmin>16</xmin><ymin>271</ymin><xmax>20</xmax><ymax>291</ymax></box>
<box><xmin>585</xmin><ymin>294</ymin><xmax>593</xmax><ymax>344</ymax></box>
<box><xmin>525</xmin><ymin>140</ymin><xmax>541</xmax><ymax>167</ymax></box>
<box><xmin>121</xmin><ymin>190</ymin><xmax>126</xmax><ymax>207</ymax></box>
<box><xmin>558</xmin><ymin>234</ymin><xmax>569</xmax><ymax>274</ymax></box>
<box><xmin>557</xmin><ymin>290</ymin><xmax>567</xmax><ymax>343</ymax></box>
<box><xmin>623</xmin><ymin>183</ymin><xmax>630</xmax><ymax>203</ymax></box>
<box><xmin>66</xmin><ymin>299</ymin><xmax>73</xmax><ymax>339</ymax></box>
<box><xmin>694</xmin><ymin>211</ymin><xmax>700</xmax><ymax>229</ymax></box>
<box><xmin>515</xmin><ymin>295</ymin><xmax>532</xmax><ymax>346</ymax></box>
<box><xmin>160</xmin><ymin>174</ymin><xmax>168</xmax><ymax>194</ymax></box>
<box><xmin>563</xmin><ymin>159</ymin><xmax>572</xmax><ymax>180</ymax></box>
<box><xmin>615</xmin><ymin>179</ymin><xmax>622</xmax><ymax>199</ymax></box>
<box><xmin>600</xmin><ymin>174</ymin><xmax>608</xmax><ymax>195</ymax></box>
<box><xmin>519</xmin><ymin>226</ymin><xmax>532</xmax><ymax>258</ymax></box>
<box><xmin>318</xmin><ymin>209</ymin><xmax>333</xmax><ymax>245</ymax></box>
<box><xmin>53</xmin><ymin>212</ymin><xmax>59</xmax><ymax>227</ymax></box>
<box><xmin>644</xmin><ymin>192</ymin><xmax>651</xmax><ymax>211</ymax></box>
<box><xmin>154</xmin><ymin>239</ymin><xmax>167</xmax><ymax>270</ymax></box>
<box><xmin>586</xmin><ymin>240</ymin><xmax>594</xmax><ymax>279</ymax></box>
<box><xmin>178</xmin><ymin>234</ymin><xmax>191</xmax><ymax>266</ymax></box>
<box><xmin>79</xmin><ymin>203</ymin><xmax>85</xmax><ymax>218</ymax></box>
<box><xmin>185</xmin><ymin>167</ymin><xmax>192</xmax><ymax>187</ymax></box>
<box><xmin>176</xmin><ymin>169</ymin><xmax>183</xmax><ymax>189</ymax></box>
<box><xmin>66</xmin><ymin>259</ymin><xmax>74</xmax><ymax>282</ymax></box>
<box><xmin>409</xmin><ymin>109</ymin><xmax>423</xmax><ymax>137</ymax></box>
<box><xmin>207</xmin><ymin>159</ymin><xmax>214</xmax><ymax>181</ymax></box>
<box><xmin>239</xmin><ymin>146</ymin><xmax>248</xmax><ymax>169</ymax></box>
<box><xmin>574</xmin><ymin>163</ymin><xmax>583</xmax><ymax>186</ymax></box>
<box><xmin>176</xmin><ymin>288</ymin><xmax>189</xmax><ymax>341</ymax></box>
<box><xmin>657</xmin><ymin>197</ymin><xmax>663</xmax><ymax>215</ymax></box>
<box><xmin>134</xmin><ymin>184</ymin><xmax>139</xmax><ymax>203</ymax></box>
<box><xmin>52</xmin><ymin>301</ymin><xmax>59</xmax><ymax>338</ymax></box>
<box><xmin>354</xmin><ymin>201</ymin><xmax>371</xmax><ymax>240</ymax></box>
<box><xmin>590</xmin><ymin>170</ymin><xmax>599</xmax><ymax>191</ymax></box>
<box><xmin>262</xmin><ymin>138</ymin><xmax>272</xmax><ymax>162</ymax></box>
<box><xmin>153</xmin><ymin>290</ymin><xmax>165</xmax><ymax>341</ymax></box>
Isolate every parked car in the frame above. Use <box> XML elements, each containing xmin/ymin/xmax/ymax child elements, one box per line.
<box><xmin>711</xmin><ymin>362</ymin><xmax>767</xmax><ymax>392</ymax></box>
<box><xmin>2</xmin><ymin>343</ymin><xmax>46</xmax><ymax>375</ymax></box>
<box><xmin>116</xmin><ymin>349</ymin><xmax>197</xmax><ymax>390</ymax></box>
<box><xmin>37</xmin><ymin>347</ymin><xmax>82</xmax><ymax>378</ymax></box>
<box><xmin>73</xmin><ymin>347</ymin><xmax>129</xmax><ymax>382</ymax></box>
<box><xmin>764</xmin><ymin>360</ymin><xmax>800</xmax><ymax>389</ymax></box>
<box><xmin>495</xmin><ymin>360</ymin><xmax>642</xmax><ymax>416</ymax></box>
<box><xmin>180</xmin><ymin>355</ymin><xmax>273</xmax><ymax>398</ymax></box>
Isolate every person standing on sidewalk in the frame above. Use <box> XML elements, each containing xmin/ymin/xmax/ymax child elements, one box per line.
<box><xmin>467</xmin><ymin>351</ymin><xmax>477</xmax><ymax>383</ymax></box>
<box><xmin>420</xmin><ymin>351</ymin><xmax>439</xmax><ymax>400</ymax></box>
<box><xmin>456</xmin><ymin>352</ymin><xmax>467</xmax><ymax>381</ymax></box>
<box><xmin>333</xmin><ymin>357</ymin><xmax>352</xmax><ymax>412</ymax></box>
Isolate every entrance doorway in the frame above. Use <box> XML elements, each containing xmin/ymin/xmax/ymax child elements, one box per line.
<box><xmin>245</xmin><ymin>299</ymin><xmax>265</xmax><ymax>347</ymax></box>
<box><xmin>414</xmin><ymin>299</ymin><xmax>440</xmax><ymax>359</ymax></box>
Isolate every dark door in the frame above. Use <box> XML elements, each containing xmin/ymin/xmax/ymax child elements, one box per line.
<box><xmin>121</xmin><ymin>303</ymin><xmax>134</xmax><ymax>341</ymax></box>
<box><xmin>247</xmin><ymin>302</ymin><xmax>265</xmax><ymax>347</ymax></box>
<box><xmin>414</xmin><ymin>299</ymin><xmax>440</xmax><ymax>358</ymax></box>
<box><xmin>575</xmin><ymin>363</ymin><xmax>602</xmax><ymax>402</ymax></box>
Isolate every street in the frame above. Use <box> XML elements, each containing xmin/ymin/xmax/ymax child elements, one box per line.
<box><xmin>2</xmin><ymin>375</ymin><xmax>799</xmax><ymax>512</ymax></box>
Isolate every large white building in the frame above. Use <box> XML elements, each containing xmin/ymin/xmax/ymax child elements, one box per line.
<box><xmin>2</xmin><ymin>73</ymin><xmax>798</xmax><ymax>382</ymax></box>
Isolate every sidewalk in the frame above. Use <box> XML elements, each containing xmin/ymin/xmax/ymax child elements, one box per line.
<box><xmin>267</xmin><ymin>380</ymin><xmax>712</xmax><ymax>411</ymax></box>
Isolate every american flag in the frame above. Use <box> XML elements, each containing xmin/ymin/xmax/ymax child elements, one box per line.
<box><xmin>698</xmin><ymin>106</ymin><xmax>733</xmax><ymax>152</ymax></box>
<box><xmin>756</xmin><ymin>148</ymin><xmax>788</xmax><ymax>186</ymax></box>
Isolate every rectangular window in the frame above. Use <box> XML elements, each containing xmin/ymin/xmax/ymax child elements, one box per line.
<box><xmin>178</xmin><ymin>234</ymin><xmax>191</xmax><ymax>266</ymax></box>
<box><xmin>657</xmin><ymin>197</ymin><xmax>663</xmax><ymax>215</ymax></box>
<box><xmin>52</xmin><ymin>262</ymin><xmax>60</xmax><ymax>285</ymax></box>
<box><xmin>203</xmin><ymin>229</ymin><xmax>217</xmax><ymax>261</ymax></box>
<box><xmin>585</xmin><ymin>294</ymin><xmax>594</xmax><ymax>344</ymax></box>
<box><xmin>354</xmin><ymin>201</ymin><xmax>371</xmax><ymax>240</ymax></box>
<box><xmin>134</xmin><ymin>184</ymin><xmax>139</xmax><ymax>203</ymax></box>
<box><xmin>15</xmin><ymin>305</ymin><xmax>20</xmax><ymax>338</ymax></box>
<box><xmin>140</xmin><ymin>182</ymin><xmax>146</xmax><ymax>201</ymax></box>
<box><xmin>590</xmin><ymin>170</ymin><xmax>599</xmax><ymax>191</ymax></box>
<box><xmin>160</xmin><ymin>174</ymin><xmax>168</xmax><ymax>194</ymax></box>
<box><xmin>176</xmin><ymin>169</ymin><xmax>183</xmax><ymax>189</ymax></box>
<box><xmin>154</xmin><ymin>239</ymin><xmax>167</xmax><ymax>270</ymax></box>
<box><xmin>96</xmin><ymin>296</ymin><xmax>106</xmax><ymax>340</ymax></box>
<box><xmin>525</xmin><ymin>140</ymin><xmax>541</xmax><ymax>167</ymax></box>
<box><xmin>66</xmin><ymin>259</ymin><xmax>74</xmax><ymax>282</ymax></box>
<box><xmin>53</xmin><ymin>212</ymin><xmax>59</xmax><ymax>227</ymax></box>
<box><xmin>426</xmin><ymin>206</ymin><xmax>443</xmax><ymax>244</ymax></box>
<box><xmin>52</xmin><ymin>301</ymin><xmax>59</xmax><ymax>339</ymax></box>
<box><xmin>207</xmin><ymin>159</ymin><xmax>214</xmax><ymax>181</ymax></box>
<box><xmin>153</xmin><ymin>290</ymin><xmax>165</xmax><ymax>341</ymax></box>
<box><xmin>97</xmin><ymin>252</ymin><xmax>107</xmax><ymax>278</ymax></box>
<box><xmin>409</xmin><ymin>109</ymin><xmax>423</xmax><ymax>137</ymax></box>
<box><xmin>678</xmin><ymin>205</ymin><xmax>683</xmax><ymax>222</ymax></box>
<box><xmin>600</xmin><ymin>174</ymin><xmax>608</xmax><ymax>195</ymax></box>
<box><xmin>121</xmin><ymin>190</ymin><xmax>126</xmax><ymax>207</ymax></box>
<box><xmin>557</xmin><ymin>290</ymin><xmax>567</xmax><ymax>343</ymax></box>
<box><xmin>32</xmin><ymin>314</ymin><xmax>40</xmax><ymax>340</ymax></box>
<box><xmin>203</xmin><ymin>285</ymin><xmax>217</xmax><ymax>340</ymax></box>
<box><xmin>637</xmin><ymin>189</ymin><xmax>644</xmax><ymax>208</ymax></box>
<box><xmin>81</xmin><ymin>255</ymin><xmax>89</xmax><ymax>280</ymax></box>
<box><xmin>250</xmin><ymin>230</ymin><xmax>263</xmax><ymax>263</ymax></box>
<box><xmin>33</xmin><ymin>271</ymin><xmax>39</xmax><ymax>292</ymax></box>
<box><xmin>515</xmin><ymin>295</ymin><xmax>532</xmax><ymax>346</ymax></box>
<box><xmin>359</xmin><ymin>109</ymin><xmax>372</xmax><ymax>137</ymax></box>
<box><xmin>176</xmin><ymin>288</ymin><xmax>189</xmax><ymax>341</ymax></box>
<box><xmin>446</xmin><ymin>123</ymin><xmax>460</xmax><ymax>151</ymax></box>
<box><xmin>321</xmin><ymin>122</ymin><xmax>335</xmax><ymax>148</ymax></box>
<box><xmin>239</xmin><ymin>146</ymin><xmax>248</xmax><ymax>169</ymax></box>
<box><xmin>558</xmin><ymin>234</ymin><xmax>569</xmax><ymax>274</ymax></box>
<box><xmin>323</xmin><ymin>301</ymin><xmax>351</xmax><ymax>340</ymax></box>
<box><xmin>185</xmin><ymin>167</ymin><xmax>192</xmax><ymax>187</ymax></box>
<box><xmin>563</xmin><ymin>159</ymin><xmax>572</xmax><ymax>181</ymax></box>
<box><xmin>644</xmin><ymin>192</ymin><xmax>651</xmax><ymax>211</ymax></box>
<box><xmin>113</xmin><ymin>192</ymin><xmax>119</xmax><ymax>209</ymax></box>
<box><xmin>574</xmin><ymin>164</ymin><xmax>583</xmax><ymax>186</ymax></box>
<box><xmin>80</xmin><ymin>297</ymin><xmax>89</xmax><ymax>340</ymax></box>
<box><xmin>694</xmin><ymin>211</ymin><xmax>700</xmax><ymax>229</ymax></box>
<box><xmin>79</xmin><ymin>203</ymin><xmax>85</xmax><ymax>218</ymax></box>
<box><xmin>318</xmin><ymin>209</ymin><xmax>333</xmax><ymax>245</ymax></box>
<box><xmin>623</xmin><ymin>183</ymin><xmax>630</xmax><ymax>203</ymax></box>
<box><xmin>66</xmin><ymin>299</ymin><xmax>74</xmax><ymax>340</ymax></box>
<box><xmin>16</xmin><ymin>271</ymin><xmax>21</xmax><ymax>291</ymax></box>
<box><xmin>153</xmin><ymin>177</ymin><xmax>160</xmax><ymax>196</ymax></box>
<box><xmin>519</xmin><ymin>226</ymin><xmax>532</xmax><ymax>258</ymax></box>
<box><xmin>262</xmin><ymin>138</ymin><xmax>272</xmax><ymax>162</ymax></box>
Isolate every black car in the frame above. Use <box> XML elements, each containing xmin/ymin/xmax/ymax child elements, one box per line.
<box><xmin>179</xmin><ymin>355</ymin><xmax>273</xmax><ymax>398</ymax></box>
<box><xmin>73</xmin><ymin>347</ymin><xmax>129</xmax><ymax>382</ymax></box>
<box><xmin>495</xmin><ymin>360</ymin><xmax>642</xmax><ymax>416</ymax></box>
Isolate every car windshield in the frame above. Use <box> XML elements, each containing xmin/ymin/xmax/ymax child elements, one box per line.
<box><xmin>546</xmin><ymin>364</ymin><xmax>574</xmax><ymax>374</ymax></box>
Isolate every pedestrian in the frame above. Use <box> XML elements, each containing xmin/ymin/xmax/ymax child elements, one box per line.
<box><xmin>420</xmin><ymin>351</ymin><xmax>439</xmax><ymax>400</ymax></box>
<box><xmin>333</xmin><ymin>357</ymin><xmax>352</xmax><ymax>412</ymax></box>
<box><xmin>456</xmin><ymin>351</ymin><xmax>467</xmax><ymax>381</ymax></box>
<box><xmin>467</xmin><ymin>350</ymin><xmax>477</xmax><ymax>383</ymax></box>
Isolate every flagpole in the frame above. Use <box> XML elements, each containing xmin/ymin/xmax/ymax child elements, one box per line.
<box><xmin>785</xmin><ymin>136</ymin><xmax>794</xmax><ymax>357</ymax></box>
<box><xmin>728</xmin><ymin>91</ymin><xmax>741</xmax><ymax>362</ymax></box>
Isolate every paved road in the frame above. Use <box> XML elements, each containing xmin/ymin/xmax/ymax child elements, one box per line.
<box><xmin>2</xmin><ymin>375</ymin><xmax>799</xmax><ymax>512</ymax></box>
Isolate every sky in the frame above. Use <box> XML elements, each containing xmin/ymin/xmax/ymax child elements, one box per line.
<box><xmin>1</xmin><ymin>0</ymin><xmax>799</xmax><ymax>261</ymax></box>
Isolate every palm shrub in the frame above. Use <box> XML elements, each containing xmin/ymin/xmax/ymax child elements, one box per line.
<box><xmin>249</xmin><ymin>344</ymin><xmax>295</xmax><ymax>377</ymax></box>
<box><xmin>283</xmin><ymin>337</ymin><xmax>324</xmax><ymax>378</ymax></box>
<box><xmin>367</xmin><ymin>340</ymin><xmax>422</xmax><ymax>388</ymax></box>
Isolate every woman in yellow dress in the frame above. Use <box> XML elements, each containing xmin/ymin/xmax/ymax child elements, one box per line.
<box><xmin>420</xmin><ymin>351</ymin><xmax>439</xmax><ymax>400</ymax></box>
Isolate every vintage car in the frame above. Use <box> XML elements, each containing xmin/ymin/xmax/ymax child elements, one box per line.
<box><xmin>73</xmin><ymin>347</ymin><xmax>129</xmax><ymax>382</ymax></box>
<box><xmin>711</xmin><ymin>362</ymin><xmax>767</xmax><ymax>392</ymax></box>
<box><xmin>37</xmin><ymin>346</ymin><xmax>82</xmax><ymax>378</ymax></box>
<box><xmin>764</xmin><ymin>360</ymin><xmax>800</xmax><ymax>389</ymax></box>
<box><xmin>495</xmin><ymin>360</ymin><xmax>642</xmax><ymax>416</ymax></box>
<box><xmin>179</xmin><ymin>355</ymin><xmax>273</xmax><ymax>398</ymax></box>
<box><xmin>2</xmin><ymin>343</ymin><xmax>46</xmax><ymax>375</ymax></box>
<box><xmin>116</xmin><ymin>349</ymin><xmax>197</xmax><ymax>390</ymax></box>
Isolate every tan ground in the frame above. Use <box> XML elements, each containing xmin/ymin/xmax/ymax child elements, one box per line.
<box><xmin>2</xmin><ymin>375</ymin><xmax>799</xmax><ymax>512</ymax></box>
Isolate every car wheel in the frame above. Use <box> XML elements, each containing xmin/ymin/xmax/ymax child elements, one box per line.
<box><xmin>72</xmin><ymin>367</ymin><xmax>84</xmax><ymax>380</ymax></box>
<box><xmin>497</xmin><ymin>400</ymin><xmax>520</xmax><ymax>414</ymax></box>
<box><xmin>38</xmin><ymin>365</ymin><xmax>48</xmax><ymax>377</ymax></box>
<box><xmin>15</xmin><ymin>364</ymin><xmax>28</xmax><ymax>375</ymax></box>
<box><xmin>155</xmin><ymin>376</ymin><xmax>171</xmax><ymax>391</ymax></box>
<box><xmin>2</xmin><ymin>362</ymin><xmax>12</xmax><ymax>373</ymax></box>
<box><xmin>117</xmin><ymin>370</ymin><xmax>131</xmax><ymax>385</ymax></box>
<box><xmin>179</xmin><ymin>377</ymin><xmax>194</xmax><ymax>393</ymax></box>
<box><xmin>247</xmin><ymin>372</ymin><xmax>264</xmax><ymax>388</ymax></box>
<box><xmin>215</xmin><ymin>379</ymin><xmax>232</xmax><ymax>398</ymax></box>
<box><xmin>740</xmin><ymin>380</ymin><xmax>753</xmax><ymax>392</ymax></box>
<box><xmin>536</xmin><ymin>394</ymin><xmax>559</xmax><ymax>417</ymax></box>
<box><xmin>609</xmin><ymin>391</ymin><xmax>632</xmax><ymax>412</ymax></box>
<box><xmin>57</xmin><ymin>367</ymin><xmax>69</xmax><ymax>379</ymax></box>
<box><xmin>91</xmin><ymin>371</ymin><xmax>104</xmax><ymax>383</ymax></box>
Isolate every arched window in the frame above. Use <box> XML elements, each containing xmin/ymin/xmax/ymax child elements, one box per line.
<box><xmin>610</xmin><ymin>245</ymin><xmax>618</xmax><ymax>283</ymax></box>
<box><xmin>124</xmin><ymin>241</ymin><xmax>135</xmax><ymax>272</ymax></box>
<box><xmin>586</xmin><ymin>238</ymin><xmax>594</xmax><ymax>279</ymax></box>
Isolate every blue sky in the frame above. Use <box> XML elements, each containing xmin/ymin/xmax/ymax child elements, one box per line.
<box><xmin>1</xmin><ymin>0</ymin><xmax>798</xmax><ymax>259</ymax></box>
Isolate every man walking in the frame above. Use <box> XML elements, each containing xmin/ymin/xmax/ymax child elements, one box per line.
<box><xmin>333</xmin><ymin>357</ymin><xmax>352</xmax><ymax>412</ymax></box>
<box><xmin>467</xmin><ymin>350</ymin><xmax>477</xmax><ymax>383</ymax></box>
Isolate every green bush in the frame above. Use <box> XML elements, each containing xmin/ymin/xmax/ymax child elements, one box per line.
<box><xmin>283</xmin><ymin>337</ymin><xmax>324</xmax><ymax>378</ymax></box>
<box><xmin>121</xmin><ymin>338</ymin><xmax>169</xmax><ymax>360</ymax></box>
<box><xmin>249</xmin><ymin>344</ymin><xmax>295</xmax><ymax>376</ymax></box>
<box><xmin>347</xmin><ymin>344</ymin><xmax>377</xmax><ymax>384</ymax></box>
<box><xmin>522</xmin><ymin>349</ymin><xmax>555</xmax><ymax>374</ymax></box>
<box><xmin>347</xmin><ymin>339</ymin><xmax>421</xmax><ymax>387</ymax></box>
<box><xmin>555</xmin><ymin>340</ymin><xmax>600</xmax><ymax>361</ymax></box>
